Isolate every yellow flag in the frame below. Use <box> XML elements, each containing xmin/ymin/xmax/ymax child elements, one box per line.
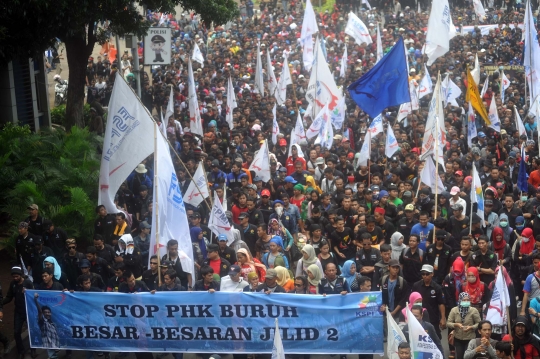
<box><xmin>466</xmin><ymin>68</ymin><xmax>490</xmax><ymax>124</ymax></box>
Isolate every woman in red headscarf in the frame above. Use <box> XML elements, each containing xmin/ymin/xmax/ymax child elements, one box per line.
<box><xmin>489</xmin><ymin>227</ymin><xmax>511</xmax><ymax>273</ymax></box>
<box><xmin>515</xmin><ymin>227</ymin><xmax>536</xmax><ymax>300</ymax></box>
<box><xmin>462</xmin><ymin>267</ymin><xmax>491</xmax><ymax>311</ymax></box>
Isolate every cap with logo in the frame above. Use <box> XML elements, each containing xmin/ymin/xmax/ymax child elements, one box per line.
<box><xmin>228</xmin><ymin>265</ymin><xmax>242</xmax><ymax>276</ymax></box>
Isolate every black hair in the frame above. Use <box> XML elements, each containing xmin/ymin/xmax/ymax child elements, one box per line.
<box><xmin>93</xmin><ymin>234</ymin><xmax>103</xmax><ymax>241</ymax></box>
<box><xmin>398</xmin><ymin>342</ymin><xmax>411</xmax><ymax>350</ymax></box>
<box><xmin>78</xmin><ymin>274</ymin><xmax>92</xmax><ymax>285</ymax></box>
<box><xmin>122</xmin><ymin>270</ymin><xmax>134</xmax><ymax>279</ymax></box>
<box><xmin>358</xmin><ymin>276</ymin><xmax>371</xmax><ymax>287</ymax></box>
<box><xmin>477</xmin><ymin>320</ymin><xmax>493</xmax><ymax>331</ymax></box>
<box><xmin>43</xmin><ymin>268</ymin><xmax>54</xmax><ymax>276</ymax></box>
<box><xmin>116</xmin><ymin>212</ymin><xmax>126</xmax><ymax>220</ymax></box>
<box><xmin>200</xmin><ymin>265</ymin><xmax>214</xmax><ymax>276</ymax></box>
<box><xmin>495</xmin><ymin>342</ymin><xmax>511</xmax><ymax>356</ymax></box>
<box><xmin>95</xmin><ymin>205</ymin><xmax>105</xmax><ymax>213</ymax></box>
<box><xmin>257</xmin><ymin>223</ymin><xmax>268</xmax><ymax>232</ymax></box>
<box><xmin>114</xmin><ymin>262</ymin><xmax>126</xmax><ymax>271</ymax></box>
<box><xmin>86</xmin><ymin>246</ymin><xmax>97</xmax><ymax>254</ymax></box>
<box><xmin>42</xmin><ymin>306</ymin><xmax>52</xmax><ymax>312</ymax></box>
<box><xmin>164</xmin><ymin>269</ymin><xmax>177</xmax><ymax>280</ymax></box>
<box><xmin>361</xmin><ymin>233</ymin><xmax>372</xmax><ymax>241</ymax></box>
<box><xmin>167</xmin><ymin>239</ymin><xmax>178</xmax><ymax>247</ymax></box>
<box><xmin>294</xmin><ymin>276</ymin><xmax>308</xmax><ymax>287</ymax></box>
<box><xmin>366</xmin><ymin>215</ymin><xmax>376</xmax><ymax>224</ymax></box>
<box><xmin>380</xmin><ymin>244</ymin><xmax>391</xmax><ymax>253</ymax></box>
<box><xmin>150</xmin><ymin>255</ymin><xmax>158</xmax><ymax>261</ymax></box>
<box><xmin>477</xmin><ymin>235</ymin><xmax>489</xmax><ymax>243</ymax></box>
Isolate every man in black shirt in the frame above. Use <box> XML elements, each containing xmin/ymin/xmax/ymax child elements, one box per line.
<box><xmin>38</xmin><ymin>268</ymin><xmax>64</xmax><ymax>291</ymax></box>
<box><xmin>238</xmin><ymin>212</ymin><xmax>258</xmax><ymax>254</ymax></box>
<box><xmin>118</xmin><ymin>270</ymin><xmax>149</xmax><ymax>293</ymax></box>
<box><xmin>3</xmin><ymin>266</ymin><xmax>34</xmax><ymax>358</ymax></box>
<box><xmin>25</xmin><ymin>204</ymin><xmax>46</xmax><ymax>237</ymax></box>
<box><xmin>330</xmin><ymin>216</ymin><xmax>355</xmax><ymax>266</ymax></box>
<box><xmin>30</xmin><ymin>237</ymin><xmax>54</xmax><ymax>285</ymax></box>
<box><xmin>399</xmin><ymin>235</ymin><xmax>424</xmax><ymax>286</ymax></box>
<box><xmin>94</xmin><ymin>205</ymin><xmax>116</xmax><ymax>244</ymax></box>
<box><xmin>460</xmin><ymin>214</ymin><xmax>485</xmax><ymax>244</ymax></box>
<box><xmin>93</xmin><ymin>235</ymin><xmax>116</xmax><ymax>265</ymax></box>
<box><xmin>357</xmin><ymin>216</ymin><xmax>384</xmax><ymax>244</ymax></box>
<box><xmin>142</xmin><ymin>255</ymin><xmax>160</xmax><ymax>291</ymax></box>
<box><xmin>424</xmin><ymin>230</ymin><xmax>453</xmax><ymax>285</ymax></box>
<box><xmin>397</xmin><ymin>204</ymin><xmax>418</xmax><ymax>245</ymax></box>
<box><xmin>318</xmin><ymin>263</ymin><xmax>349</xmax><ymax>295</ymax></box>
<box><xmin>86</xmin><ymin>246</ymin><xmax>114</xmax><ymax>283</ymax></box>
<box><xmin>412</xmin><ymin>264</ymin><xmax>446</xmax><ymax>339</ymax></box>
<box><xmin>15</xmin><ymin>222</ymin><xmax>36</xmax><ymax>270</ymax></box>
<box><xmin>356</xmin><ymin>234</ymin><xmax>382</xmax><ymax>281</ymax></box>
<box><xmin>42</xmin><ymin>220</ymin><xmax>68</xmax><ymax>261</ymax></box>
<box><xmin>470</xmin><ymin>235</ymin><xmax>497</xmax><ymax>284</ymax></box>
<box><xmin>374</xmin><ymin>207</ymin><xmax>396</xmax><ymax>243</ymax></box>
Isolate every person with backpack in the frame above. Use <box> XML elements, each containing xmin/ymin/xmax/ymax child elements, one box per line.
<box><xmin>447</xmin><ymin>292</ymin><xmax>482</xmax><ymax>359</ymax></box>
<box><xmin>380</xmin><ymin>259</ymin><xmax>410</xmax><ymax>318</ymax></box>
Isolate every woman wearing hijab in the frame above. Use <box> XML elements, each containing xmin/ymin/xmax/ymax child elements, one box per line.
<box><xmin>399</xmin><ymin>292</ymin><xmax>430</xmax><ymax>323</ymax></box>
<box><xmin>462</xmin><ymin>267</ymin><xmax>490</xmax><ymax>311</ymax></box>
<box><xmin>447</xmin><ymin>292</ymin><xmax>481</xmax><ymax>359</ymax></box>
<box><xmin>306</xmin><ymin>264</ymin><xmax>322</xmax><ymax>294</ymax></box>
<box><xmin>291</xmin><ymin>183</ymin><xmax>306</xmax><ymax>208</ymax></box>
<box><xmin>443</xmin><ymin>257</ymin><xmax>468</xmax><ymax>310</ymax></box>
<box><xmin>390</xmin><ymin>232</ymin><xmax>406</xmax><ymax>260</ymax></box>
<box><xmin>275</xmin><ymin>266</ymin><xmax>295</xmax><ymax>291</ymax></box>
<box><xmin>236</xmin><ymin>248</ymin><xmax>266</xmax><ymax>281</ymax></box>
<box><xmin>498</xmin><ymin>213</ymin><xmax>516</xmax><ymax>244</ymax></box>
<box><xmin>295</xmin><ymin>244</ymin><xmax>324</xmax><ymax>277</ymax></box>
<box><xmin>305</xmin><ymin>175</ymin><xmax>322</xmax><ymax>195</ymax></box>
<box><xmin>489</xmin><ymin>227</ymin><xmax>511</xmax><ymax>273</ymax></box>
<box><xmin>243</xmin><ymin>272</ymin><xmax>261</xmax><ymax>292</ymax></box>
<box><xmin>267</xmin><ymin>218</ymin><xmax>294</xmax><ymax>248</ymax></box>
<box><xmin>262</xmin><ymin>236</ymin><xmax>290</xmax><ymax>269</ymax></box>
<box><xmin>515</xmin><ymin>227</ymin><xmax>535</xmax><ymax>298</ymax></box>
<box><xmin>486</xmin><ymin>267</ymin><xmax>516</xmax><ymax>339</ymax></box>
<box><xmin>43</xmin><ymin>257</ymin><xmax>70</xmax><ymax>289</ymax></box>
<box><xmin>190</xmin><ymin>227</ymin><xmax>207</xmax><ymax>262</ymax></box>
<box><xmin>306</xmin><ymin>190</ymin><xmax>322</xmax><ymax>220</ymax></box>
<box><xmin>341</xmin><ymin>260</ymin><xmax>360</xmax><ymax>293</ymax></box>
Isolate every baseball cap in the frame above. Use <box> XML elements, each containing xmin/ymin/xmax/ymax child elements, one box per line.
<box><xmin>315</xmin><ymin>157</ymin><xmax>325</xmax><ymax>165</ymax></box>
<box><xmin>478</xmin><ymin>131</ymin><xmax>486</xmax><ymax>138</ymax></box>
<box><xmin>421</xmin><ymin>264</ymin><xmax>434</xmax><ymax>273</ymax></box>
<box><xmin>11</xmin><ymin>266</ymin><xmax>24</xmax><ymax>276</ymax></box>
<box><xmin>285</xmin><ymin>176</ymin><xmax>297</xmax><ymax>184</ymax></box>
<box><xmin>265</xmin><ymin>269</ymin><xmax>278</xmax><ymax>279</ymax></box>
<box><xmin>279</xmin><ymin>138</ymin><xmax>287</xmax><ymax>146</ymax></box>
<box><xmin>370</xmin><ymin>185</ymin><xmax>380</xmax><ymax>192</ymax></box>
<box><xmin>253</xmin><ymin>176</ymin><xmax>262</xmax><ymax>182</ymax></box>
<box><xmin>402</xmin><ymin>191</ymin><xmax>413</xmax><ymax>198</ymax></box>
<box><xmin>464</xmin><ymin>176</ymin><xmax>472</xmax><ymax>184</ymax></box>
<box><xmin>450</xmin><ymin>186</ymin><xmax>460</xmax><ymax>195</ymax></box>
<box><xmin>405</xmin><ymin>204</ymin><xmax>415</xmax><ymax>211</ymax></box>
<box><xmin>27</xmin><ymin>204</ymin><xmax>39</xmax><ymax>210</ymax></box>
<box><xmin>238</xmin><ymin>212</ymin><xmax>249</xmax><ymax>219</ymax></box>
<box><xmin>388</xmin><ymin>259</ymin><xmax>400</xmax><ymax>267</ymax></box>
<box><xmin>454</xmin><ymin>171</ymin><xmax>463</xmax><ymax>177</ymax></box>
<box><xmin>278</xmin><ymin>167</ymin><xmax>287</xmax><ymax>173</ymax></box>
<box><xmin>139</xmin><ymin>221</ymin><xmax>151</xmax><ymax>229</ymax></box>
<box><xmin>218</xmin><ymin>234</ymin><xmax>228</xmax><ymax>242</ymax></box>
<box><xmin>228</xmin><ymin>265</ymin><xmax>242</xmax><ymax>276</ymax></box>
<box><xmin>379</xmin><ymin>190</ymin><xmax>389</xmax><ymax>198</ymax></box>
<box><xmin>18</xmin><ymin>221</ymin><xmax>29</xmax><ymax>229</ymax></box>
<box><xmin>211</xmin><ymin>159</ymin><xmax>220</xmax><ymax>167</ymax></box>
<box><xmin>509</xmin><ymin>151</ymin><xmax>517</xmax><ymax>158</ymax></box>
<box><xmin>33</xmin><ymin>237</ymin><xmax>43</xmax><ymax>245</ymax></box>
<box><xmin>435</xmin><ymin>230</ymin><xmax>447</xmax><ymax>239</ymax></box>
<box><xmin>485</xmin><ymin>199</ymin><xmax>494</xmax><ymax>206</ymax></box>
<box><xmin>261</xmin><ymin>189</ymin><xmax>271</xmax><ymax>197</ymax></box>
<box><xmin>79</xmin><ymin>259</ymin><xmax>91</xmax><ymax>268</ymax></box>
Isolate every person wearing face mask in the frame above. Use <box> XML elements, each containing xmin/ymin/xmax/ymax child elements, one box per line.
<box><xmin>462</xmin><ymin>267</ymin><xmax>491</xmax><ymax>311</ymax></box>
<box><xmin>515</xmin><ymin>216</ymin><xmax>527</xmax><ymax>236</ymax></box>
<box><xmin>489</xmin><ymin>227</ymin><xmax>512</xmax><ymax>274</ymax></box>
<box><xmin>448</xmin><ymin>292</ymin><xmax>482</xmax><ymax>359</ymax></box>
<box><xmin>498</xmin><ymin>214</ymin><xmax>516</xmax><ymax>247</ymax></box>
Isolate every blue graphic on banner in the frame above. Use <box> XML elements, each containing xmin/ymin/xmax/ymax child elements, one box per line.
<box><xmin>25</xmin><ymin>291</ymin><xmax>383</xmax><ymax>354</ymax></box>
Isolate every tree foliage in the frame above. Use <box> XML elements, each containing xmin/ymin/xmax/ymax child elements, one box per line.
<box><xmin>0</xmin><ymin>0</ymin><xmax>238</xmax><ymax>128</ymax></box>
<box><xmin>0</xmin><ymin>124</ymin><xmax>102</xmax><ymax>253</ymax></box>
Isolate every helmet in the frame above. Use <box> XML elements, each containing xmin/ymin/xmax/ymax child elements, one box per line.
<box><xmin>53</xmin><ymin>74</ymin><xmax>61</xmax><ymax>81</ymax></box>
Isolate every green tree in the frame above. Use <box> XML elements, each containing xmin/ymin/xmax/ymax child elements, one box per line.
<box><xmin>0</xmin><ymin>124</ymin><xmax>102</xmax><ymax>251</ymax></box>
<box><xmin>0</xmin><ymin>0</ymin><xmax>238</xmax><ymax>129</ymax></box>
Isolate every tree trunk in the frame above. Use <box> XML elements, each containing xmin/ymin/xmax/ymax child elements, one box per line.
<box><xmin>64</xmin><ymin>36</ymin><xmax>93</xmax><ymax>129</ymax></box>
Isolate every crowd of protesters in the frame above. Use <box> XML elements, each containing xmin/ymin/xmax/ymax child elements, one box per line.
<box><xmin>4</xmin><ymin>0</ymin><xmax>540</xmax><ymax>359</ymax></box>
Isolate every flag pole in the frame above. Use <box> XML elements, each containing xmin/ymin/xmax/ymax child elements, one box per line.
<box><xmin>433</xmin><ymin>72</ymin><xmax>441</xmax><ymax>246</ymax></box>
<box><xmin>153</xmin><ymin>122</ymin><xmax>162</xmax><ymax>288</ymax></box>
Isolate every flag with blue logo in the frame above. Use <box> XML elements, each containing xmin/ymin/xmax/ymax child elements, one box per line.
<box><xmin>518</xmin><ymin>144</ymin><xmax>529</xmax><ymax>193</ymax></box>
<box><xmin>348</xmin><ymin>37</ymin><xmax>410</xmax><ymax>118</ymax></box>
<box><xmin>406</xmin><ymin>306</ymin><xmax>443</xmax><ymax>359</ymax></box>
<box><xmin>471</xmin><ymin>163</ymin><xmax>485</xmax><ymax>227</ymax></box>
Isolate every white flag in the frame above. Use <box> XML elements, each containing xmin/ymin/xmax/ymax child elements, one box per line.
<box><xmin>473</xmin><ymin>0</ymin><xmax>486</xmax><ymax>22</ymax></box>
<box><xmin>345</xmin><ymin>12</ymin><xmax>373</xmax><ymax>45</ymax></box>
<box><xmin>420</xmin><ymin>78</ymin><xmax>446</xmax><ymax>170</ymax></box>
<box><xmin>424</xmin><ymin>0</ymin><xmax>456</xmax><ymax>65</ymax></box>
<box><xmin>272</xmin><ymin>319</ymin><xmax>286</xmax><ymax>359</ymax></box>
<box><xmin>386</xmin><ymin>308</ymin><xmax>407</xmax><ymax>359</ymax></box>
<box><xmin>271</xmin><ymin>105</ymin><xmax>280</xmax><ymax>144</ymax></box>
<box><xmin>357</xmin><ymin>131</ymin><xmax>371</xmax><ymax>168</ymax></box>
<box><xmin>306</xmin><ymin>104</ymin><xmax>327</xmax><ymax>139</ymax></box>
<box><xmin>302</xmin><ymin>36</ymin><xmax>314</xmax><ymax>72</ymax></box>
<box><xmin>480</xmin><ymin>75</ymin><xmax>489</xmax><ymax>99</ymax></box>
<box><xmin>192</xmin><ymin>43</ymin><xmax>204</xmax><ymax>67</ymax></box>
<box><xmin>301</xmin><ymin>0</ymin><xmax>318</xmax><ymax>72</ymax></box>
<box><xmin>288</xmin><ymin>113</ymin><xmax>307</xmax><ymax>157</ymax></box>
<box><xmin>523</xmin><ymin>0</ymin><xmax>540</xmax><ymax>108</ymax></box>
<box><xmin>410</xmin><ymin>80</ymin><xmax>420</xmax><ymax>111</ymax></box>
<box><xmin>188</xmin><ymin>60</ymin><xmax>203</xmax><ymax>136</ymax></box>
<box><xmin>255</xmin><ymin>41</ymin><xmax>265</xmax><ymax>96</ymax></box>
<box><xmin>208</xmin><ymin>191</ymin><xmax>234</xmax><ymax>245</ymax></box>
<box><xmin>385</xmin><ymin>126</ymin><xmax>399</xmax><ymax>158</ymax></box>
<box><xmin>275</xmin><ymin>56</ymin><xmax>292</xmax><ymax>105</ymax></box>
<box><xmin>340</xmin><ymin>44</ymin><xmax>348</xmax><ymax>78</ymax></box>
<box><xmin>442</xmin><ymin>74</ymin><xmax>462</xmax><ymax>108</ymax></box>
<box><xmin>98</xmin><ymin>73</ymin><xmax>155</xmax><ymax>213</ymax></box>
<box><xmin>471</xmin><ymin>163</ymin><xmax>486</xmax><ymax>227</ymax></box>
<box><xmin>515</xmin><ymin>105</ymin><xmax>527</xmax><ymax>138</ymax></box>
<box><xmin>418</xmin><ymin>65</ymin><xmax>433</xmax><ymax>99</ymax></box>
<box><xmin>226</xmin><ymin>76</ymin><xmax>237</xmax><ymax>129</ymax></box>
<box><xmin>367</xmin><ymin>114</ymin><xmax>384</xmax><ymax>136</ymax></box>
<box><xmin>164</xmin><ymin>86</ymin><xmax>174</xmax><ymax>125</ymax></box>
<box><xmin>150</xmin><ymin>123</ymin><xmax>194</xmax><ymax>273</ymax></box>
<box><xmin>266</xmin><ymin>50</ymin><xmax>278</xmax><ymax>95</ymax></box>
<box><xmin>420</xmin><ymin>157</ymin><xmax>445</xmax><ymax>193</ymax></box>
<box><xmin>486</xmin><ymin>266</ymin><xmax>511</xmax><ymax>325</ymax></box>
<box><xmin>306</xmin><ymin>37</ymin><xmax>343</xmax><ymax>113</ymax></box>
<box><xmin>397</xmin><ymin>102</ymin><xmax>412</xmax><ymax>123</ymax></box>
<box><xmin>467</xmin><ymin>102</ymin><xmax>478</xmax><ymax>147</ymax></box>
<box><xmin>531</xmin><ymin>96</ymin><xmax>540</xmax><ymax>155</ymax></box>
<box><xmin>183</xmin><ymin>162</ymin><xmax>209</xmax><ymax>207</ymax></box>
<box><xmin>318</xmin><ymin>105</ymin><xmax>334</xmax><ymax>150</ymax></box>
<box><xmin>249</xmin><ymin>140</ymin><xmax>271</xmax><ymax>182</ymax></box>
<box><xmin>488</xmin><ymin>92</ymin><xmax>501</xmax><ymax>133</ymax></box>
<box><xmin>407</xmin><ymin>306</ymin><xmax>444</xmax><ymax>359</ymax></box>
<box><xmin>376</xmin><ymin>24</ymin><xmax>383</xmax><ymax>63</ymax></box>
<box><xmin>330</xmin><ymin>96</ymin><xmax>347</xmax><ymax>130</ymax></box>
<box><xmin>471</xmin><ymin>54</ymin><xmax>481</xmax><ymax>85</ymax></box>
<box><xmin>500</xmin><ymin>70</ymin><xmax>510</xmax><ymax>103</ymax></box>
<box><xmin>362</xmin><ymin>0</ymin><xmax>372</xmax><ymax>10</ymax></box>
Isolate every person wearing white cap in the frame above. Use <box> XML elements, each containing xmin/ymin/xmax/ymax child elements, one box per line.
<box><xmin>412</xmin><ymin>264</ymin><xmax>446</xmax><ymax>339</ymax></box>
<box><xmin>449</xmin><ymin>186</ymin><xmax>467</xmax><ymax>217</ymax></box>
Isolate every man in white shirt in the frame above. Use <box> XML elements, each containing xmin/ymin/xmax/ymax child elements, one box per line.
<box><xmin>219</xmin><ymin>265</ymin><xmax>249</xmax><ymax>292</ymax></box>
<box><xmin>449</xmin><ymin>186</ymin><xmax>467</xmax><ymax>217</ymax></box>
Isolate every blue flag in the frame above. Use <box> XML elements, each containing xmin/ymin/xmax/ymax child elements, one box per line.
<box><xmin>518</xmin><ymin>145</ymin><xmax>529</xmax><ymax>193</ymax></box>
<box><xmin>347</xmin><ymin>37</ymin><xmax>410</xmax><ymax>118</ymax></box>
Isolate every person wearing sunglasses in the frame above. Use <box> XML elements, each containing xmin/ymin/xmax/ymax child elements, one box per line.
<box><xmin>412</xmin><ymin>264</ymin><xmax>446</xmax><ymax>340</ymax></box>
<box><xmin>290</xmin><ymin>275</ymin><xmax>309</xmax><ymax>294</ymax></box>
<box><xmin>61</xmin><ymin>238</ymin><xmax>85</xmax><ymax>290</ymax></box>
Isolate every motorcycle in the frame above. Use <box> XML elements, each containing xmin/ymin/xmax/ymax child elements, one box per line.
<box><xmin>54</xmin><ymin>75</ymin><xmax>68</xmax><ymax>106</ymax></box>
